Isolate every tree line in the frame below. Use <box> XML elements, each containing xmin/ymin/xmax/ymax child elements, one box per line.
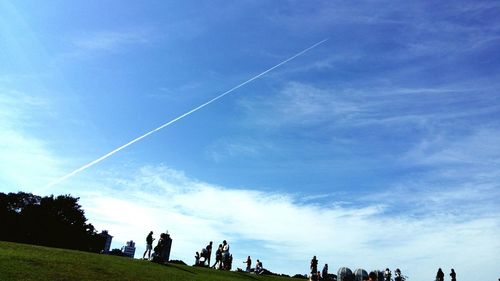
<box><xmin>0</xmin><ymin>191</ymin><xmax>106</xmax><ymax>253</ymax></box>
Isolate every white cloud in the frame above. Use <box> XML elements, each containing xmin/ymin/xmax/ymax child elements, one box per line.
<box><xmin>71</xmin><ymin>165</ymin><xmax>499</xmax><ymax>281</ymax></box>
<box><xmin>72</xmin><ymin>29</ymin><xmax>151</xmax><ymax>52</ymax></box>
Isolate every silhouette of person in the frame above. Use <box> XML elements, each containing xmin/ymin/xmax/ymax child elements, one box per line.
<box><xmin>450</xmin><ymin>269</ymin><xmax>456</xmax><ymax>281</ymax></box>
<box><xmin>322</xmin><ymin>264</ymin><xmax>328</xmax><ymax>280</ymax></box>
<box><xmin>384</xmin><ymin>268</ymin><xmax>391</xmax><ymax>281</ymax></box>
<box><xmin>142</xmin><ymin>231</ymin><xmax>155</xmax><ymax>260</ymax></box>
<box><xmin>310</xmin><ymin>256</ymin><xmax>318</xmax><ymax>280</ymax></box>
<box><xmin>244</xmin><ymin>256</ymin><xmax>252</xmax><ymax>272</ymax></box>
<box><xmin>255</xmin><ymin>259</ymin><xmax>263</xmax><ymax>274</ymax></box>
<box><xmin>194</xmin><ymin>251</ymin><xmax>200</xmax><ymax>265</ymax></box>
<box><xmin>222</xmin><ymin>240</ymin><xmax>230</xmax><ymax>269</ymax></box>
<box><xmin>212</xmin><ymin>244</ymin><xmax>223</xmax><ymax>269</ymax></box>
<box><xmin>436</xmin><ymin>268</ymin><xmax>444</xmax><ymax>281</ymax></box>
<box><xmin>394</xmin><ymin>268</ymin><xmax>402</xmax><ymax>281</ymax></box>
<box><xmin>205</xmin><ymin>241</ymin><xmax>213</xmax><ymax>266</ymax></box>
<box><xmin>368</xmin><ymin>272</ymin><xmax>378</xmax><ymax>281</ymax></box>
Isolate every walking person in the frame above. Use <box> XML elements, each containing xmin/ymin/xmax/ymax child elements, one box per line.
<box><xmin>142</xmin><ymin>231</ymin><xmax>155</xmax><ymax>260</ymax></box>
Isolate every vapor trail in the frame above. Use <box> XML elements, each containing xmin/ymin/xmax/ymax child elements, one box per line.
<box><xmin>46</xmin><ymin>39</ymin><xmax>328</xmax><ymax>188</ymax></box>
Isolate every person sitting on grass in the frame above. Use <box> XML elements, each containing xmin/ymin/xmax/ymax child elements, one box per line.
<box><xmin>255</xmin><ymin>259</ymin><xmax>264</xmax><ymax>274</ymax></box>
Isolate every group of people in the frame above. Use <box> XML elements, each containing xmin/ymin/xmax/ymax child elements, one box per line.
<box><xmin>194</xmin><ymin>240</ymin><xmax>233</xmax><ymax>270</ymax></box>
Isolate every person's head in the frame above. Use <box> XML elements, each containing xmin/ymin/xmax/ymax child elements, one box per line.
<box><xmin>451</xmin><ymin>269</ymin><xmax>455</xmax><ymax>273</ymax></box>
<box><xmin>149</xmin><ymin>231</ymin><xmax>153</xmax><ymax>235</ymax></box>
<box><xmin>223</xmin><ymin>240</ymin><xmax>227</xmax><ymax>244</ymax></box>
<box><xmin>438</xmin><ymin>268</ymin><xmax>442</xmax><ymax>272</ymax></box>
<box><xmin>368</xmin><ymin>272</ymin><xmax>377</xmax><ymax>281</ymax></box>
<box><xmin>248</xmin><ymin>256</ymin><xmax>250</xmax><ymax>259</ymax></box>
<box><xmin>209</xmin><ymin>241</ymin><xmax>212</xmax><ymax>245</ymax></box>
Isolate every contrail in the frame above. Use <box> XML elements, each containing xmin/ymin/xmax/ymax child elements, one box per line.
<box><xmin>46</xmin><ymin>39</ymin><xmax>328</xmax><ymax>188</ymax></box>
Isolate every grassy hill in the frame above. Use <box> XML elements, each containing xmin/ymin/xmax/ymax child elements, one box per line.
<box><xmin>0</xmin><ymin>241</ymin><xmax>299</xmax><ymax>281</ymax></box>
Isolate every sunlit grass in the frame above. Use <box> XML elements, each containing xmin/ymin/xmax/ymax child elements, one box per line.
<box><xmin>0</xmin><ymin>241</ymin><xmax>297</xmax><ymax>281</ymax></box>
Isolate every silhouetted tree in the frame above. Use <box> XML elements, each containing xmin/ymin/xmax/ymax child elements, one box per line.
<box><xmin>0</xmin><ymin>192</ymin><xmax>105</xmax><ymax>253</ymax></box>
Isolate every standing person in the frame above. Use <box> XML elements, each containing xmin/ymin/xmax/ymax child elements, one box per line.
<box><xmin>142</xmin><ymin>231</ymin><xmax>155</xmax><ymax>260</ymax></box>
<box><xmin>384</xmin><ymin>268</ymin><xmax>391</xmax><ymax>281</ymax></box>
<box><xmin>322</xmin><ymin>264</ymin><xmax>328</xmax><ymax>280</ymax></box>
<box><xmin>384</xmin><ymin>268</ymin><xmax>392</xmax><ymax>281</ymax></box>
<box><xmin>450</xmin><ymin>269</ymin><xmax>456</xmax><ymax>281</ymax></box>
<box><xmin>205</xmin><ymin>241</ymin><xmax>213</xmax><ymax>266</ymax></box>
<box><xmin>222</xmin><ymin>240</ymin><xmax>230</xmax><ymax>269</ymax></box>
<box><xmin>310</xmin><ymin>256</ymin><xmax>318</xmax><ymax>281</ymax></box>
<box><xmin>244</xmin><ymin>256</ymin><xmax>252</xmax><ymax>272</ymax></box>
<box><xmin>194</xmin><ymin>251</ymin><xmax>200</xmax><ymax>266</ymax></box>
<box><xmin>436</xmin><ymin>268</ymin><xmax>444</xmax><ymax>281</ymax></box>
<box><xmin>394</xmin><ymin>268</ymin><xmax>402</xmax><ymax>281</ymax></box>
<box><xmin>212</xmin><ymin>244</ymin><xmax>222</xmax><ymax>269</ymax></box>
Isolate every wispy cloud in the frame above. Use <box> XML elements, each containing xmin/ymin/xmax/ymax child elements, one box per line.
<box><xmin>239</xmin><ymin>82</ymin><xmax>363</xmax><ymax>127</ymax></box>
<box><xmin>240</xmin><ymin>81</ymin><xmax>500</xmax><ymax>130</ymax></box>
<box><xmin>54</xmin><ymin>28</ymin><xmax>155</xmax><ymax>61</ymax></box>
<box><xmin>205</xmin><ymin>137</ymin><xmax>275</xmax><ymax>163</ymax></box>
<box><xmin>72</xmin><ymin>29</ymin><xmax>152</xmax><ymax>52</ymax></box>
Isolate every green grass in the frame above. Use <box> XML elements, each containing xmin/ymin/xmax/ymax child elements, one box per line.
<box><xmin>0</xmin><ymin>241</ymin><xmax>298</xmax><ymax>281</ymax></box>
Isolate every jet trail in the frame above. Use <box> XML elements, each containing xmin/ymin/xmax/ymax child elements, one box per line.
<box><xmin>46</xmin><ymin>39</ymin><xmax>328</xmax><ymax>188</ymax></box>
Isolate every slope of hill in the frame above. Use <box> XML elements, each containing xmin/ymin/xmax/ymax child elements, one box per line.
<box><xmin>0</xmin><ymin>241</ymin><xmax>297</xmax><ymax>281</ymax></box>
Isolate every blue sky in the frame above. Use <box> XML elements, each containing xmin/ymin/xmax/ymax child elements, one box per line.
<box><xmin>1</xmin><ymin>1</ymin><xmax>500</xmax><ymax>280</ymax></box>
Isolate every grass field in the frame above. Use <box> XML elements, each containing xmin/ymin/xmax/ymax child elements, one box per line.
<box><xmin>0</xmin><ymin>241</ymin><xmax>299</xmax><ymax>281</ymax></box>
